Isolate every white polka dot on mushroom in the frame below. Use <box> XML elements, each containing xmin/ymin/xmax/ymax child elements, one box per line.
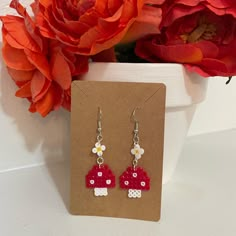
<box><xmin>132</xmin><ymin>173</ymin><xmax>137</xmax><ymax>178</ymax></box>
<box><xmin>141</xmin><ymin>181</ymin><xmax>146</xmax><ymax>186</ymax></box>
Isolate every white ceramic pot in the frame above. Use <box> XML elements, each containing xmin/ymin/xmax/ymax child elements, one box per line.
<box><xmin>81</xmin><ymin>63</ymin><xmax>208</xmax><ymax>184</ymax></box>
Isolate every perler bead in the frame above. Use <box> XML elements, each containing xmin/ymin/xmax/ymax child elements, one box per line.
<box><xmin>120</xmin><ymin>166</ymin><xmax>150</xmax><ymax>199</ymax></box>
<box><xmin>131</xmin><ymin>144</ymin><xmax>144</xmax><ymax>159</ymax></box>
<box><xmin>92</xmin><ymin>142</ymin><xmax>106</xmax><ymax>157</ymax></box>
<box><xmin>86</xmin><ymin>165</ymin><xmax>115</xmax><ymax>197</ymax></box>
<box><xmin>128</xmin><ymin>189</ymin><xmax>142</xmax><ymax>198</ymax></box>
<box><xmin>94</xmin><ymin>188</ymin><xmax>108</xmax><ymax>196</ymax></box>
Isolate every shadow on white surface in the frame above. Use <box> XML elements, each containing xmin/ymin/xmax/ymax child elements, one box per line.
<box><xmin>46</xmin><ymin>161</ymin><xmax>70</xmax><ymax>212</ymax></box>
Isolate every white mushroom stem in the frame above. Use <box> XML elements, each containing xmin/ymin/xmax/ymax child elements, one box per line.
<box><xmin>94</xmin><ymin>188</ymin><xmax>108</xmax><ymax>197</ymax></box>
<box><xmin>128</xmin><ymin>189</ymin><xmax>142</xmax><ymax>198</ymax></box>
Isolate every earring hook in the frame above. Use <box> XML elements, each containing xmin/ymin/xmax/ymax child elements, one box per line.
<box><xmin>131</xmin><ymin>107</ymin><xmax>140</xmax><ymax>123</ymax></box>
<box><xmin>131</xmin><ymin>107</ymin><xmax>140</xmax><ymax>134</ymax></box>
<box><xmin>97</xmin><ymin>107</ymin><xmax>102</xmax><ymax>131</ymax></box>
<box><xmin>98</xmin><ymin>107</ymin><xmax>102</xmax><ymax>121</ymax></box>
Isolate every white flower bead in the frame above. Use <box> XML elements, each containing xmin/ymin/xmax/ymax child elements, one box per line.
<box><xmin>92</xmin><ymin>142</ymin><xmax>106</xmax><ymax>157</ymax></box>
<box><xmin>131</xmin><ymin>144</ymin><xmax>144</xmax><ymax>159</ymax></box>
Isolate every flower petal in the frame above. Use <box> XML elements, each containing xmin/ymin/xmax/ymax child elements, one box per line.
<box><xmin>51</xmin><ymin>49</ymin><xmax>72</xmax><ymax>90</ymax></box>
<box><xmin>101</xmin><ymin>145</ymin><xmax>106</xmax><ymax>151</ymax></box>
<box><xmin>95</xmin><ymin>142</ymin><xmax>101</xmax><ymax>148</ymax></box>
<box><xmin>97</xmin><ymin>151</ymin><xmax>103</xmax><ymax>157</ymax></box>
<box><xmin>2</xmin><ymin>42</ymin><xmax>35</xmax><ymax>71</ymax></box>
<box><xmin>7</xmin><ymin>67</ymin><xmax>34</xmax><ymax>82</ymax></box>
<box><xmin>122</xmin><ymin>5</ymin><xmax>162</xmax><ymax>43</ymax></box>
<box><xmin>24</xmin><ymin>49</ymin><xmax>52</xmax><ymax>80</ymax></box>
<box><xmin>131</xmin><ymin>148</ymin><xmax>136</xmax><ymax>155</ymax></box>
<box><xmin>0</xmin><ymin>15</ymin><xmax>41</xmax><ymax>52</ymax></box>
<box><xmin>136</xmin><ymin>38</ymin><xmax>203</xmax><ymax>63</ymax></box>
<box><xmin>35</xmin><ymin>82</ymin><xmax>63</xmax><ymax>117</ymax></box>
<box><xmin>15</xmin><ymin>80</ymin><xmax>32</xmax><ymax>98</ymax></box>
<box><xmin>140</xmin><ymin>148</ymin><xmax>144</xmax><ymax>155</ymax></box>
<box><xmin>10</xmin><ymin>0</ymin><xmax>45</xmax><ymax>51</ymax></box>
<box><xmin>31</xmin><ymin>71</ymin><xmax>51</xmax><ymax>102</ymax></box>
<box><xmin>92</xmin><ymin>148</ymin><xmax>97</xmax><ymax>154</ymax></box>
<box><xmin>135</xmin><ymin>153</ymin><xmax>142</xmax><ymax>159</ymax></box>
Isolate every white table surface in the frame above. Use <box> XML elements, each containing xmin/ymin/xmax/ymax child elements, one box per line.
<box><xmin>0</xmin><ymin>129</ymin><xmax>236</xmax><ymax>236</ymax></box>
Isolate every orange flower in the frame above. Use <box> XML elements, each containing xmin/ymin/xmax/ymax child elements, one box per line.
<box><xmin>122</xmin><ymin>0</ymin><xmax>165</xmax><ymax>43</ymax></box>
<box><xmin>34</xmin><ymin>0</ymin><xmax>164</xmax><ymax>55</ymax></box>
<box><xmin>1</xmin><ymin>0</ymin><xmax>88</xmax><ymax>117</ymax></box>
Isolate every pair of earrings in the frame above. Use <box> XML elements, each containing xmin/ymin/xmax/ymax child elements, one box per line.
<box><xmin>86</xmin><ymin>108</ymin><xmax>150</xmax><ymax>199</ymax></box>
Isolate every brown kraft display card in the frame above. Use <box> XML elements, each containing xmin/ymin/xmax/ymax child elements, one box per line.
<box><xmin>70</xmin><ymin>81</ymin><xmax>166</xmax><ymax>221</ymax></box>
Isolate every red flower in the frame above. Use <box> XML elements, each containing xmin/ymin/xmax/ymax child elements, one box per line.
<box><xmin>136</xmin><ymin>0</ymin><xmax>236</xmax><ymax>77</ymax></box>
<box><xmin>1</xmin><ymin>0</ymin><xmax>88</xmax><ymax>117</ymax></box>
<box><xmin>34</xmin><ymin>0</ymin><xmax>164</xmax><ymax>55</ymax></box>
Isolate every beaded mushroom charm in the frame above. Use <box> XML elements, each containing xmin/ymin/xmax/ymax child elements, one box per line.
<box><xmin>120</xmin><ymin>166</ymin><xmax>150</xmax><ymax>198</ymax></box>
<box><xmin>86</xmin><ymin>108</ymin><xmax>115</xmax><ymax>197</ymax></box>
<box><xmin>86</xmin><ymin>164</ymin><xmax>115</xmax><ymax>196</ymax></box>
<box><xmin>119</xmin><ymin>108</ymin><xmax>150</xmax><ymax>198</ymax></box>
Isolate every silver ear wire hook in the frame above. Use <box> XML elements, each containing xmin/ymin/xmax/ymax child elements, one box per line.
<box><xmin>97</xmin><ymin>107</ymin><xmax>102</xmax><ymax>131</ymax></box>
<box><xmin>131</xmin><ymin>107</ymin><xmax>140</xmax><ymax>122</ymax></box>
<box><xmin>132</xmin><ymin>107</ymin><xmax>140</xmax><ymax>135</ymax></box>
<box><xmin>97</xmin><ymin>107</ymin><xmax>103</xmax><ymax>142</ymax></box>
<box><xmin>131</xmin><ymin>107</ymin><xmax>140</xmax><ymax>145</ymax></box>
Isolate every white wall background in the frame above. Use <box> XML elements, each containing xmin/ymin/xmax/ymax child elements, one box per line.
<box><xmin>189</xmin><ymin>77</ymin><xmax>236</xmax><ymax>135</ymax></box>
<box><xmin>0</xmin><ymin>0</ymin><xmax>235</xmax><ymax>172</ymax></box>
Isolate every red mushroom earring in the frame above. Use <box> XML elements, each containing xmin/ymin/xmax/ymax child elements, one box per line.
<box><xmin>86</xmin><ymin>108</ymin><xmax>115</xmax><ymax>197</ymax></box>
<box><xmin>120</xmin><ymin>108</ymin><xmax>150</xmax><ymax>198</ymax></box>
